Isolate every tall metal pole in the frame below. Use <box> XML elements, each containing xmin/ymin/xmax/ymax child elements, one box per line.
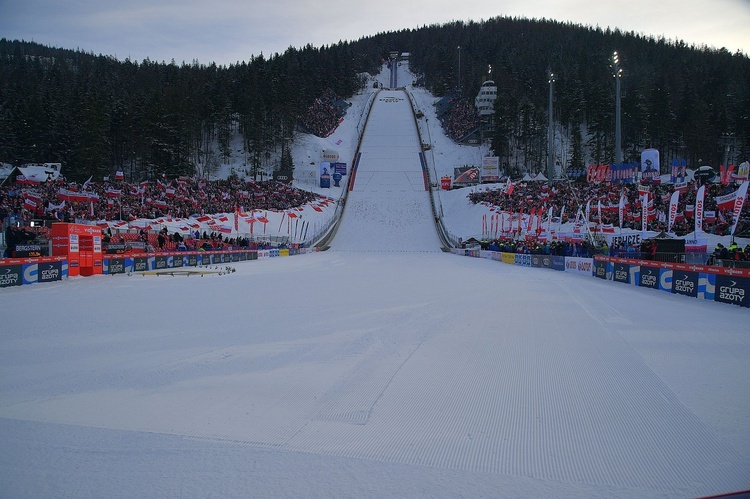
<box><xmin>612</xmin><ymin>51</ymin><xmax>623</xmax><ymax>165</ymax></box>
<box><xmin>457</xmin><ymin>46</ymin><xmax>461</xmax><ymax>94</ymax></box>
<box><xmin>547</xmin><ymin>68</ymin><xmax>556</xmax><ymax>181</ymax></box>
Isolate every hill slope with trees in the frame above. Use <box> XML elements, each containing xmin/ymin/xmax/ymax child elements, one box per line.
<box><xmin>1</xmin><ymin>17</ymin><xmax>748</xmax><ymax>181</ymax></box>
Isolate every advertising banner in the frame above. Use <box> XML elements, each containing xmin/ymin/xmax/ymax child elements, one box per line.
<box><xmin>482</xmin><ymin>156</ymin><xmax>500</xmax><ymax>182</ymax></box>
<box><xmin>133</xmin><ymin>257</ymin><xmax>149</xmax><ymax>272</ymax></box>
<box><xmin>320</xmin><ymin>173</ymin><xmax>331</xmax><ymax>188</ymax></box>
<box><xmin>273</xmin><ymin>171</ymin><xmax>293</xmax><ymax>184</ymax></box>
<box><xmin>641</xmin><ymin>148</ymin><xmax>660</xmax><ymax>183</ymax></box>
<box><xmin>321</xmin><ymin>150</ymin><xmax>339</xmax><ymax>162</ymax></box>
<box><xmin>714</xmin><ymin>275</ymin><xmax>749</xmax><ymax>308</ymax></box>
<box><xmin>604</xmin><ymin>233</ymin><xmax>642</xmax><ymax>248</ymax></box>
<box><xmin>552</xmin><ymin>256</ymin><xmax>566</xmax><ymax>271</ymax></box>
<box><xmin>613</xmin><ymin>262</ymin><xmax>630</xmax><ymax>284</ymax></box>
<box><xmin>735</xmin><ymin>161</ymin><xmax>750</xmax><ymax>182</ymax></box>
<box><xmin>37</xmin><ymin>261</ymin><xmax>62</xmax><ymax>283</ymax></box>
<box><xmin>107</xmin><ymin>258</ymin><xmax>126</xmax><ymax>275</ymax></box>
<box><xmin>453</xmin><ymin>166</ymin><xmax>480</xmax><ymax>186</ymax></box>
<box><xmin>13</xmin><ymin>243</ymin><xmax>44</xmax><ymax>258</ymax></box>
<box><xmin>672</xmin><ymin>271</ymin><xmax>699</xmax><ymax>298</ymax></box>
<box><xmin>594</xmin><ymin>259</ymin><xmax>608</xmax><ymax>279</ymax></box>
<box><xmin>564</xmin><ymin>257</ymin><xmax>594</xmax><ymax>276</ymax></box>
<box><xmin>0</xmin><ymin>264</ymin><xmax>23</xmax><ymax>287</ymax></box>
<box><xmin>638</xmin><ymin>266</ymin><xmax>660</xmax><ymax>289</ymax></box>
<box><xmin>501</xmin><ymin>252</ymin><xmax>515</xmax><ymax>264</ymax></box>
<box><xmin>106</xmin><ymin>243</ymin><xmax>130</xmax><ymax>254</ymax></box>
<box><xmin>515</xmin><ymin>254</ymin><xmax>532</xmax><ymax>267</ymax></box>
<box><xmin>320</xmin><ymin>162</ymin><xmax>332</xmax><ymax>188</ymax></box>
<box><xmin>70</xmin><ymin>234</ymin><xmax>79</xmax><ymax>253</ymax></box>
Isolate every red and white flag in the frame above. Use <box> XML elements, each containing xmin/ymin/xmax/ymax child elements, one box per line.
<box><xmin>23</xmin><ymin>198</ymin><xmax>37</xmax><ymax>211</ymax></box>
<box><xmin>716</xmin><ymin>190</ymin><xmax>737</xmax><ymax>211</ymax></box>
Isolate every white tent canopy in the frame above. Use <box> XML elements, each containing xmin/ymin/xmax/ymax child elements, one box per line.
<box><xmin>522</xmin><ymin>172</ymin><xmax>547</xmax><ymax>181</ymax></box>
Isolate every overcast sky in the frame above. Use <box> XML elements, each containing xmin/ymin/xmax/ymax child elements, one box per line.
<box><xmin>1</xmin><ymin>0</ymin><xmax>748</xmax><ymax>65</ymax></box>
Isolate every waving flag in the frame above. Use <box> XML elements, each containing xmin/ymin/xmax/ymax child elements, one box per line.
<box><xmin>716</xmin><ymin>190</ymin><xmax>736</xmax><ymax>211</ymax></box>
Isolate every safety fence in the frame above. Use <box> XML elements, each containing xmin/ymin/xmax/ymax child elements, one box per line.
<box><xmin>450</xmin><ymin>248</ymin><xmax>750</xmax><ymax>308</ymax></box>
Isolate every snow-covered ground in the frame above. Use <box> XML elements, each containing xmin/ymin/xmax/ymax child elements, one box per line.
<box><xmin>1</xmin><ymin>64</ymin><xmax>749</xmax><ymax>498</ymax></box>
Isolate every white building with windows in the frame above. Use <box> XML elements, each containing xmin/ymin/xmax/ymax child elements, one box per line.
<box><xmin>474</xmin><ymin>80</ymin><xmax>497</xmax><ymax>116</ymax></box>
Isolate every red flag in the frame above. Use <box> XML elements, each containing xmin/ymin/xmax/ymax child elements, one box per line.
<box><xmin>525</xmin><ymin>206</ymin><xmax>535</xmax><ymax>232</ymax></box>
<box><xmin>23</xmin><ymin>198</ymin><xmax>37</xmax><ymax>211</ymax></box>
<box><xmin>716</xmin><ymin>190</ymin><xmax>737</xmax><ymax>211</ymax></box>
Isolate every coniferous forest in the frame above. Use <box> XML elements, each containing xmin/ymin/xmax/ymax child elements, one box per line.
<box><xmin>1</xmin><ymin>16</ymin><xmax>748</xmax><ymax>182</ymax></box>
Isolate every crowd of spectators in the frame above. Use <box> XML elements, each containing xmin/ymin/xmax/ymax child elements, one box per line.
<box><xmin>298</xmin><ymin>89</ymin><xmax>349</xmax><ymax>138</ymax></box>
<box><xmin>1</xmin><ymin>174</ymin><xmax>321</xmax><ymax>228</ymax></box>
<box><xmin>480</xmin><ymin>238</ymin><xmax>598</xmax><ymax>258</ymax></box>
<box><xmin>468</xmin><ymin>177</ymin><xmax>750</xmax><ymax>238</ymax></box>
<box><xmin>436</xmin><ymin>95</ymin><xmax>480</xmax><ymax>142</ymax></box>
<box><xmin>709</xmin><ymin>241</ymin><xmax>750</xmax><ymax>264</ymax></box>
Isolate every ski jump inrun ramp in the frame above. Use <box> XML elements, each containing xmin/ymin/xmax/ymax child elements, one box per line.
<box><xmin>330</xmin><ymin>90</ymin><xmax>442</xmax><ymax>253</ymax></box>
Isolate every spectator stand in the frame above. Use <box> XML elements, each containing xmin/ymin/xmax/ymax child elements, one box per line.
<box><xmin>434</xmin><ymin>93</ymin><xmax>480</xmax><ymax>144</ymax></box>
<box><xmin>297</xmin><ymin>90</ymin><xmax>351</xmax><ymax>138</ymax></box>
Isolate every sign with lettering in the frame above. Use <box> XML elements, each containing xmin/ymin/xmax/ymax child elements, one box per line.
<box><xmin>672</xmin><ymin>271</ymin><xmax>698</xmax><ymax>298</ymax></box>
<box><xmin>714</xmin><ymin>275</ymin><xmax>749</xmax><ymax>308</ymax></box>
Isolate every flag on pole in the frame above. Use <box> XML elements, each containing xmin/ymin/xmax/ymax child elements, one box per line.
<box><xmin>667</xmin><ymin>190</ymin><xmax>680</xmax><ymax>233</ymax></box>
<box><xmin>730</xmin><ymin>181</ymin><xmax>748</xmax><ymax>236</ymax></box>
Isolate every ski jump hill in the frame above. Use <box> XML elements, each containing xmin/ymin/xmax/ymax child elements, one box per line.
<box><xmin>330</xmin><ymin>89</ymin><xmax>443</xmax><ymax>253</ymax></box>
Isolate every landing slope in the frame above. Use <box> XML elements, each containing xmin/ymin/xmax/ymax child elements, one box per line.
<box><xmin>331</xmin><ymin>90</ymin><xmax>441</xmax><ymax>252</ymax></box>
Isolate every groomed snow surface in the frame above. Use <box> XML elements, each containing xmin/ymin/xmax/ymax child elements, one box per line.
<box><xmin>2</xmin><ymin>88</ymin><xmax>749</xmax><ymax>498</ymax></box>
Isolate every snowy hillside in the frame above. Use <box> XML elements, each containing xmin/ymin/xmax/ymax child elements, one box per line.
<box><xmin>1</xmin><ymin>61</ymin><xmax>749</xmax><ymax>499</ymax></box>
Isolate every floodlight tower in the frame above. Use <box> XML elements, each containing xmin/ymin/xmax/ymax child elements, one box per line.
<box><xmin>611</xmin><ymin>51</ymin><xmax>623</xmax><ymax>165</ymax></box>
<box><xmin>547</xmin><ymin>68</ymin><xmax>556</xmax><ymax>181</ymax></box>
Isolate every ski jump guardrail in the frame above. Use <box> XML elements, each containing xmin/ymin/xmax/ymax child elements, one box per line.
<box><xmin>313</xmin><ymin>90</ymin><xmax>381</xmax><ymax>249</ymax></box>
<box><xmin>405</xmin><ymin>90</ymin><xmax>454</xmax><ymax>250</ymax></box>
